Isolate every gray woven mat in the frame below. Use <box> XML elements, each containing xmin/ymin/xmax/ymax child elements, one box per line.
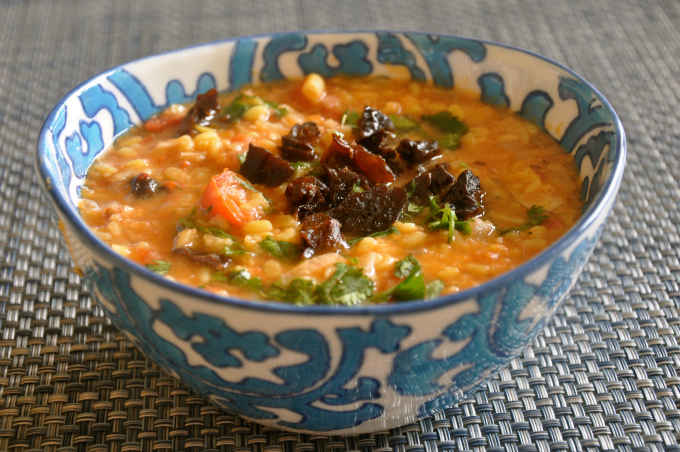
<box><xmin>1</xmin><ymin>0</ymin><xmax>679</xmax><ymax>451</ymax></box>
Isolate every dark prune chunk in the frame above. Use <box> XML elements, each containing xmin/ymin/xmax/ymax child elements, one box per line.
<box><xmin>430</xmin><ymin>163</ymin><xmax>455</xmax><ymax>195</ymax></box>
<box><xmin>130</xmin><ymin>173</ymin><xmax>158</xmax><ymax>198</ymax></box>
<box><xmin>396</xmin><ymin>139</ymin><xmax>440</xmax><ymax>165</ymax></box>
<box><xmin>321</xmin><ymin>133</ymin><xmax>394</xmax><ymax>185</ymax></box>
<box><xmin>330</xmin><ymin>184</ymin><xmax>407</xmax><ymax>236</ymax></box>
<box><xmin>280</xmin><ymin>122</ymin><xmax>321</xmax><ymax>161</ymax></box>
<box><xmin>285</xmin><ymin>176</ymin><xmax>329</xmax><ymax>220</ymax></box>
<box><xmin>240</xmin><ymin>143</ymin><xmax>294</xmax><ymax>187</ymax></box>
<box><xmin>356</xmin><ymin>107</ymin><xmax>395</xmax><ymax>147</ymax></box>
<box><xmin>442</xmin><ymin>169</ymin><xmax>483</xmax><ymax>220</ymax></box>
<box><xmin>325</xmin><ymin>167</ymin><xmax>359</xmax><ymax>208</ymax></box>
<box><xmin>300</xmin><ymin>213</ymin><xmax>348</xmax><ymax>258</ymax></box>
<box><xmin>402</xmin><ymin>163</ymin><xmax>455</xmax><ymax>205</ymax></box>
<box><xmin>403</xmin><ymin>168</ymin><xmax>432</xmax><ymax>204</ymax></box>
<box><xmin>321</xmin><ymin>132</ymin><xmax>354</xmax><ymax>168</ymax></box>
<box><xmin>174</xmin><ymin>247</ymin><xmax>229</xmax><ymax>269</ymax></box>
<box><xmin>353</xmin><ymin>145</ymin><xmax>395</xmax><ymax>184</ymax></box>
<box><xmin>178</xmin><ymin>88</ymin><xmax>220</xmax><ymax>135</ymax></box>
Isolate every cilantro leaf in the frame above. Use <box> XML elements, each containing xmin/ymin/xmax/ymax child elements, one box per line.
<box><xmin>425</xmin><ymin>280</ymin><xmax>445</xmax><ymax>300</ymax></box>
<box><xmin>236</xmin><ymin>153</ymin><xmax>247</xmax><ymax>164</ymax></box>
<box><xmin>233</xmin><ymin>174</ymin><xmax>273</xmax><ymax>204</ymax></box>
<box><xmin>269</xmin><ymin>278</ymin><xmax>316</xmax><ymax>305</ymax></box>
<box><xmin>341</xmin><ymin>110</ymin><xmax>360</xmax><ymax>128</ymax></box>
<box><xmin>421</xmin><ymin>111</ymin><xmax>468</xmax><ymax>135</ymax></box>
<box><xmin>421</xmin><ymin>111</ymin><xmax>468</xmax><ymax>150</ymax></box>
<box><xmin>259</xmin><ymin>236</ymin><xmax>301</xmax><ymax>261</ymax></box>
<box><xmin>346</xmin><ymin>226</ymin><xmax>400</xmax><ymax>246</ymax></box>
<box><xmin>497</xmin><ymin>205</ymin><xmax>548</xmax><ymax>235</ymax></box>
<box><xmin>263</xmin><ymin>99</ymin><xmax>288</xmax><ymax>119</ymax></box>
<box><xmin>178</xmin><ymin>208</ymin><xmax>240</xmax><ymax>241</ymax></box>
<box><xmin>438</xmin><ymin>132</ymin><xmax>464</xmax><ymax>150</ymax></box>
<box><xmin>388</xmin><ymin>114</ymin><xmax>428</xmax><ymax>137</ymax></box>
<box><xmin>146</xmin><ymin>260</ymin><xmax>171</xmax><ymax>275</ymax></box>
<box><xmin>315</xmin><ymin>263</ymin><xmax>374</xmax><ymax>306</ymax></box>
<box><xmin>421</xmin><ymin>196</ymin><xmax>471</xmax><ymax>243</ymax></box>
<box><xmin>225</xmin><ymin>269</ymin><xmax>269</xmax><ymax>298</ymax></box>
<box><xmin>222</xmin><ymin>97</ymin><xmax>248</xmax><ymax>122</ymax></box>
<box><xmin>375</xmin><ymin>255</ymin><xmax>425</xmax><ymax>302</ymax></box>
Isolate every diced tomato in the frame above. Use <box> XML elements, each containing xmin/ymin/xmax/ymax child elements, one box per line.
<box><xmin>200</xmin><ymin>170</ymin><xmax>260</xmax><ymax>226</ymax></box>
<box><xmin>541</xmin><ymin>215</ymin><xmax>564</xmax><ymax>230</ymax></box>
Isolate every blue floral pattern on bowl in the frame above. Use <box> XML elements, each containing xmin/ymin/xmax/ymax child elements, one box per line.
<box><xmin>36</xmin><ymin>31</ymin><xmax>626</xmax><ymax>434</ymax></box>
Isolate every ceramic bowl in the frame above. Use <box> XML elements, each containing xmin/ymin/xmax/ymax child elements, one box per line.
<box><xmin>36</xmin><ymin>31</ymin><xmax>625</xmax><ymax>434</ymax></box>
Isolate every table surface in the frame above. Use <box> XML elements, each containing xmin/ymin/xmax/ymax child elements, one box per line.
<box><xmin>1</xmin><ymin>1</ymin><xmax>679</xmax><ymax>451</ymax></box>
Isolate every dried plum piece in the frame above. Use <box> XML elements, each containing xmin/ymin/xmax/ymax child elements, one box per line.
<box><xmin>174</xmin><ymin>247</ymin><xmax>229</xmax><ymax>269</ymax></box>
<box><xmin>130</xmin><ymin>173</ymin><xmax>159</xmax><ymax>199</ymax></box>
<box><xmin>353</xmin><ymin>145</ymin><xmax>395</xmax><ymax>184</ymax></box>
<box><xmin>300</xmin><ymin>213</ymin><xmax>348</xmax><ymax>258</ymax></box>
<box><xmin>355</xmin><ymin>107</ymin><xmax>396</xmax><ymax>157</ymax></box>
<box><xmin>396</xmin><ymin>139</ymin><xmax>441</xmax><ymax>165</ymax></box>
<box><xmin>325</xmin><ymin>167</ymin><xmax>360</xmax><ymax>208</ymax></box>
<box><xmin>402</xmin><ymin>163</ymin><xmax>455</xmax><ymax>205</ymax></box>
<box><xmin>178</xmin><ymin>88</ymin><xmax>220</xmax><ymax>135</ymax></box>
<box><xmin>321</xmin><ymin>133</ymin><xmax>395</xmax><ymax>185</ymax></box>
<box><xmin>321</xmin><ymin>132</ymin><xmax>354</xmax><ymax>169</ymax></box>
<box><xmin>171</xmin><ymin>227</ymin><xmax>243</xmax><ymax>269</ymax></box>
<box><xmin>441</xmin><ymin>169</ymin><xmax>483</xmax><ymax>220</ymax></box>
<box><xmin>330</xmin><ymin>184</ymin><xmax>407</xmax><ymax>236</ymax></box>
<box><xmin>430</xmin><ymin>163</ymin><xmax>456</xmax><ymax>196</ymax></box>
<box><xmin>285</xmin><ymin>176</ymin><xmax>329</xmax><ymax>220</ymax></box>
<box><xmin>280</xmin><ymin>122</ymin><xmax>321</xmax><ymax>162</ymax></box>
<box><xmin>240</xmin><ymin>143</ymin><xmax>294</xmax><ymax>187</ymax></box>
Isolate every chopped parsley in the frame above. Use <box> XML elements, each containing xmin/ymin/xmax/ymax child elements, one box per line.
<box><xmin>146</xmin><ymin>260</ymin><xmax>171</xmax><ymax>275</ymax></box>
<box><xmin>263</xmin><ymin>99</ymin><xmax>288</xmax><ymax>119</ymax></box>
<box><xmin>421</xmin><ymin>196</ymin><xmax>471</xmax><ymax>243</ymax></box>
<box><xmin>314</xmin><ymin>263</ymin><xmax>374</xmax><ymax>306</ymax></box>
<box><xmin>346</xmin><ymin>226</ymin><xmax>400</xmax><ymax>246</ymax></box>
<box><xmin>421</xmin><ymin>111</ymin><xmax>468</xmax><ymax>150</ymax></box>
<box><xmin>388</xmin><ymin>114</ymin><xmax>428</xmax><ymax>137</ymax></box>
<box><xmin>179</xmin><ymin>207</ymin><xmax>239</xmax><ymax>241</ymax></box>
<box><xmin>218</xmin><ymin>263</ymin><xmax>374</xmax><ymax>307</ymax></box>
<box><xmin>375</xmin><ymin>255</ymin><xmax>445</xmax><ymax>302</ymax></box>
<box><xmin>259</xmin><ymin>236</ymin><xmax>301</xmax><ymax>261</ymax></box>
<box><xmin>222</xmin><ymin>96</ymin><xmax>248</xmax><ymax>122</ymax></box>
<box><xmin>341</xmin><ymin>110</ymin><xmax>360</xmax><ymax>128</ymax></box>
<box><xmin>497</xmin><ymin>205</ymin><xmax>548</xmax><ymax>235</ymax></box>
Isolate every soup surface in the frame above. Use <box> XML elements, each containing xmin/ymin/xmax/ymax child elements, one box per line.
<box><xmin>80</xmin><ymin>75</ymin><xmax>582</xmax><ymax>305</ymax></box>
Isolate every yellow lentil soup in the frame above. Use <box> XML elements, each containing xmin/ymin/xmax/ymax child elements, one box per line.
<box><xmin>79</xmin><ymin>75</ymin><xmax>582</xmax><ymax>305</ymax></box>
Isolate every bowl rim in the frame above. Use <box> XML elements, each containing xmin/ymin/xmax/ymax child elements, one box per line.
<box><xmin>36</xmin><ymin>29</ymin><xmax>627</xmax><ymax>316</ymax></box>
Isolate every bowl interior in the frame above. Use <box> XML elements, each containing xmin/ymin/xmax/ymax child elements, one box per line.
<box><xmin>36</xmin><ymin>31</ymin><xmax>625</xmax><ymax>306</ymax></box>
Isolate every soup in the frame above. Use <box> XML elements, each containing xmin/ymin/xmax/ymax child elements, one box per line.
<box><xmin>79</xmin><ymin>74</ymin><xmax>582</xmax><ymax>305</ymax></box>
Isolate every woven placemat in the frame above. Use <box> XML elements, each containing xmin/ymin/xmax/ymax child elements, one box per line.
<box><xmin>1</xmin><ymin>1</ymin><xmax>679</xmax><ymax>451</ymax></box>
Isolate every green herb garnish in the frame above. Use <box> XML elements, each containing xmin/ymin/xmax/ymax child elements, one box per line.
<box><xmin>222</xmin><ymin>97</ymin><xmax>248</xmax><ymax>122</ymax></box>
<box><xmin>146</xmin><ymin>260</ymin><xmax>171</xmax><ymax>275</ymax></box>
<box><xmin>497</xmin><ymin>205</ymin><xmax>548</xmax><ymax>235</ymax></box>
<box><xmin>341</xmin><ymin>110</ymin><xmax>360</xmax><ymax>128</ymax></box>
<box><xmin>236</xmin><ymin>153</ymin><xmax>247</xmax><ymax>164</ymax></box>
<box><xmin>421</xmin><ymin>196</ymin><xmax>471</xmax><ymax>243</ymax></box>
<box><xmin>374</xmin><ymin>255</ymin><xmax>444</xmax><ymax>302</ymax></box>
<box><xmin>225</xmin><ymin>269</ymin><xmax>269</xmax><ymax>298</ymax></box>
<box><xmin>179</xmin><ymin>207</ymin><xmax>240</xmax><ymax>241</ymax></box>
<box><xmin>315</xmin><ymin>263</ymin><xmax>375</xmax><ymax>306</ymax></box>
<box><xmin>388</xmin><ymin>114</ymin><xmax>428</xmax><ymax>137</ymax></box>
<box><xmin>221</xmin><ymin>263</ymin><xmax>374</xmax><ymax>306</ymax></box>
<box><xmin>425</xmin><ymin>279</ymin><xmax>445</xmax><ymax>300</ymax></box>
<box><xmin>421</xmin><ymin>111</ymin><xmax>468</xmax><ymax>150</ymax></box>
<box><xmin>259</xmin><ymin>236</ymin><xmax>302</xmax><ymax>261</ymax></box>
<box><xmin>346</xmin><ymin>226</ymin><xmax>400</xmax><ymax>246</ymax></box>
<box><xmin>263</xmin><ymin>99</ymin><xmax>288</xmax><ymax>119</ymax></box>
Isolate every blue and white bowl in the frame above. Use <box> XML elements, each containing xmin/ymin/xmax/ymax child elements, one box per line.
<box><xmin>36</xmin><ymin>31</ymin><xmax>626</xmax><ymax>434</ymax></box>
